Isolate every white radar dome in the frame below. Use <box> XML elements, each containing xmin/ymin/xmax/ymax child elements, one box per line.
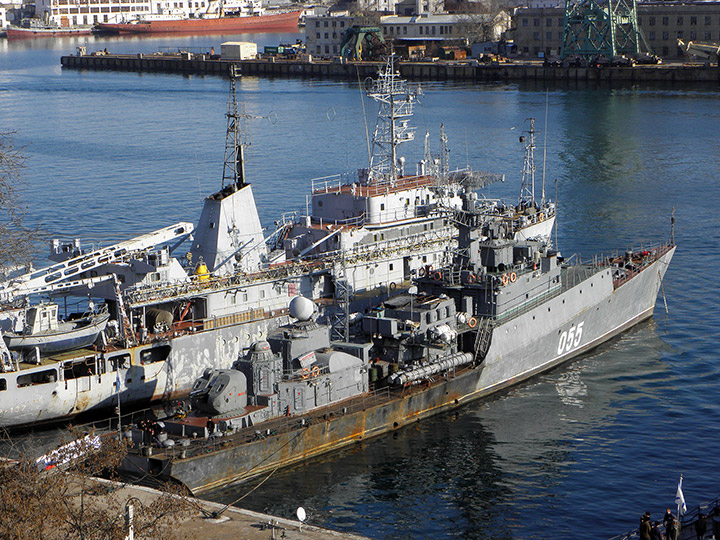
<box><xmin>289</xmin><ymin>295</ymin><xmax>316</xmax><ymax>321</ymax></box>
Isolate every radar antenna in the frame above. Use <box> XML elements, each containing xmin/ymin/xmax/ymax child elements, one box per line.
<box><xmin>519</xmin><ymin>118</ymin><xmax>537</xmax><ymax>206</ymax></box>
<box><xmin>222</xmin><ymin>65</ymin><xmax>245</xmax><ymax>191</ymax></box>
<box><xmin>365</xmin><ymin>54</ymin><xmax>420</xmax><ymax>184</ymax></box>
<box><xmin>222</xmin><ymin>65</ymin><xmax>276</xmax><ymax>191</ymax></box>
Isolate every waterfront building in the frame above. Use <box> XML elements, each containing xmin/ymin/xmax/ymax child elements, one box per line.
<box><xmin>304</xmin><ymin>13</ymin><xmax>355</xmax><ymax>57</ymax></box>
<box><xmin>514</xmin><ymin>1</ymin><xmax>720</xmax><ymax>60</ymax></box>
<box><xmin>305</xmin><ymin>10</ymin><xmax>511</xmax><ymax>57</ymax></box>
<box><xmin>33</xmin><ymin>0</ymin><xmax>261</xmax><ymax>28</ymax></box>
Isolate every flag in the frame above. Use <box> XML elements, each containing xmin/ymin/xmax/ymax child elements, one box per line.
<box><xmin>676</xmin><ymin>475</ymin><xmax>687</xmax><ymax>515</ymax></box>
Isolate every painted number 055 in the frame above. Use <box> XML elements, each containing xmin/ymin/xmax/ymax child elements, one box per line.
<box><xmin>557</xmin><ymin>322</ymin><xmax>584</xmax><ymax>356</ymax></box>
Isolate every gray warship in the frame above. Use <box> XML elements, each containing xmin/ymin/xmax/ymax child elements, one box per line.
<box><xmin>0</xmin><ymin>57</ymin><xmax>554</xmax><ymax>429</ymax></box>
<box><xmin>119</xmin><ymin>185</ymin><xmax>675</xmax><ymax>494</ymax></box>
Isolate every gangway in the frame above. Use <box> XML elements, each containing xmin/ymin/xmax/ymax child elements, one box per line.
<box><xmin>0</xmin><ymin>222</ymin><xmax>194</xmax><ymax>303</ymax></box>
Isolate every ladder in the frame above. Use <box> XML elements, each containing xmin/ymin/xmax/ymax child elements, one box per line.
<box><xmin>472</xmin><ymin>317</ymin><xmax>493</xmax><ymax>364</ymax></box>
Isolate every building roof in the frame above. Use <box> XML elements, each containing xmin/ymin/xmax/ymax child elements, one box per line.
<box><xmin>381</xmin><ymin>13</ymin><xmax>491</xmax><ymax>23</ymax></box>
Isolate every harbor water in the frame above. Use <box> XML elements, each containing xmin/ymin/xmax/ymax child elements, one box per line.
<box><xmin>1</xmin><ymin>33</ymin><xmax>719</xmax><ymax>539</ymax></box>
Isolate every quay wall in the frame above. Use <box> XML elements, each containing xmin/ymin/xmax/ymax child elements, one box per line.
<box><xmin>60</xmin><ymin>53</ymin><xmax>720</xmax><ymax>83</ymax></box>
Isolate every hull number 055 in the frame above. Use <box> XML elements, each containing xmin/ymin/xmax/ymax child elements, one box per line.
<box><xmin>558</xmin><ymin>322</ymin><xmax>584</xmax><ymax>356</ymax></box>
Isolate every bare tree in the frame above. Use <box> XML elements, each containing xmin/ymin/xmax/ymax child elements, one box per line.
<box><xmin>0</xmin><ymin>132</ymin><xmax>39</xmax><ymax>271</ymax></box>
<box><xmin>0</xmin><ymin>431</ymin><xmax>195</xmax><ymax>540</ymax></box>
<box><xmin>454</xmin><ymin>12</ymin><xmax>496</xmax><ymax>45</ymax></box>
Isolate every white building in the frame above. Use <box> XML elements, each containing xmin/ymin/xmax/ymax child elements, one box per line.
<box><xmin>381</xmin><ymin>12</ymin><xmax>511</xmax><ymax>43</ymax></box>
<box><xmin>34</xmin><ymin>0</ymin><xmax>260</xmax><ymax>28</ymax></box>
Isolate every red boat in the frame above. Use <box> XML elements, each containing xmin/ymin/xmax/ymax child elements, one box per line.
<box><xmin>95</xmin><ymin>10</ymin><xmax>301</xmax><ymax>35</ymax></box>
<box><xmin>6</xmin><ymin>24</ymin><xmax>94</xmax><ymax>39</ymax></box>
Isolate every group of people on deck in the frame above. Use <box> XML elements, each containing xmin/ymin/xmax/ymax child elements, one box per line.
<box><xmin>640</xmin><ymin>508</ymin><xmax>715</xmax><ymax>540</ymax></box>
<box><xmin>639</xmin><ymin>509</ymin><xmax>678</xmax><ymax>540</ymax></box>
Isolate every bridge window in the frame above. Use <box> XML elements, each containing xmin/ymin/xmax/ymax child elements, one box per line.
<box><xmin>17</xmin><ymin>369</ymin><xmax>58</xmax><ymax>388</ymax></box>
<box><xmin>109</xmin><ymin>353</ymin><xmax>130</xmax><ymax>371</ymax></box>
<box><xmin>140</xmin><ymin>345</ymin><xmax>171</xmax><ymax>365</ymax></box>
<box><xmin>0</xmin><ymin>379</ymin><xmax>5</xmax><ymax>391</ymax></box>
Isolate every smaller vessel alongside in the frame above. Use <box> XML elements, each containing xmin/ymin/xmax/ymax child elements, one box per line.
<box><xmin>6</xmin><ymin>19</ymin><xmax>93</xmax><ymax>39</ymax></box>
<box><xmin>2</xmin><ymin>303</ymin><xmax>110</xmax><ymax>355</ymax></box>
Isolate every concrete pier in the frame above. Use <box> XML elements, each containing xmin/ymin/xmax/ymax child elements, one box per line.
<box><xmin>88</xmin><ymin>477</ymin><xmax>371</xmax><ymax>540</ymax></box>
<box><xmin>60</xmin><ymin>52</ymin><xmax>720</xmax><ymax>83</ymax></box>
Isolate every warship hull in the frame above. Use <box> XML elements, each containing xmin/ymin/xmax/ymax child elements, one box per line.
<box><xmin>122</xmin><ymin>246</ymin><xmax>674</xmax><ymax>494</ymax></box>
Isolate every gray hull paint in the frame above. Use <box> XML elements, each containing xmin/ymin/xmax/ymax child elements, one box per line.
<box><xmin>128</xmin><ymin>248</ymin><xmax>674</xmax><ymax>494</ymax></box>
<box><xmin>0</xmin><ymin>316</ymin><xmax>285</xmax><ymax>428</ymax></box>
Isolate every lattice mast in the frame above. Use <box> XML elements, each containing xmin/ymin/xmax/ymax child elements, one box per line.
<box><xmin>519</xmin><ymin>118</ymin><xmax>537</xmax><ymax>206</ymax></box>
<box><xmin>222</xmin><ymin>65</ymin><xmax>246</xmax><ymax>190</ymax></box>
<box><xmin>560</xmin><ymin>0</ymin><xmax>646</xmax><ymax>59</ymax></box>
<box><xmin>366</xmin><ymin>54</ymin><xmax>420</xmax><ymax>183</ymax></box>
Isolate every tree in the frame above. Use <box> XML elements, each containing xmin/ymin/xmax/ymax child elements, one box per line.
<box><xmin>454</xmin><ymin>12</ymin><xmax>497</xmax><ymax>45</ymax></box>
<box><xmin>0</xmin><ymin>132</ymin><xmax>39</xmax><ymax>272</ymax></box>
<box><xmin>0</xmin><ymin>431</ymin><xmax>195</xmax><ymax>540</ymax></box>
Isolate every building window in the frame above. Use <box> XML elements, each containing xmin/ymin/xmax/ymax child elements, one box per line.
<box><xmin>546</xmin><ymin>18</ymin><xmax>552</xmax><ymax>26</ymax></box>
<box><xmin>316</xmin><ymin>45</ymin><xmax>321</xmax><ymax>53</ymax></box>
<box><xmin>419</xmin><ymin>26</ymin><xmax>423</xmax><ymax>34</ymax></box>
<box><xmin>677</xmin><ymin>16</ymin><xmax>683</xmax><ymax>25</ymax></box>
<box><xmin>340</xmin><ymin>21</ymin><xmax>344</xmax><ymax>27</ymax></box>
<box><xmin>324</xmin><ymin>20</ymin><xmax>328</xmax><ymax>27</ymax></box>
<box><xmin>431</xmin><ymin>25</ymin><xmax>435</xmax><ymax>34</ymax></box>
<box><xmin>546</xmin><ymin>31</ymin><xmax>551</xmax><ymax>39</ymax></box>
<box><xmin>332</xmin><ymin>20</ymin><xmax>336</xmax><ymax>27</ymax></box>
<box><xmin>440</xmin><ymin>26</ymin><xmax>443</xmax><ymax>34</ymax></box>
<box><xmin>558</xmin><ymin>18</ymin><xmax>563</xmax><ymax>26</ymax></box>
<box><xmin>332</xmin><ymin>32</ymin><xmax>336</xmax><ymax>38</ymax></box>
<box><xmin>324</xmin><ymin>32</ymin><xmax>328</xmax><ymax>38</ymax></box>
<box><xmin>677</xmin><ymin>30</ymin><xmax>684</xmax><ymax>39</ymax></box>
<box><xmin>649</xmin><ymin>16</ymin><xmax>655</xmax><ymax>26</ymax></box>
<box><xmin>316</xmin><ymin>32</ymin><xmax>320</xmax><ymax>38</ymax></box>
<box><xmin>690</xmin><ymin>30</ymin><xmax>696</xmax><ymax>39</ymax></box>
<box><xmin>333</xmin><ymin>45</ymin><xmax>337</xmax><ymax>53</ymax></box>
<box><xmin>558</xmin><ymin>32</ymin><xmax>562</xmax><ymax>40</ymax></box>
<box><xmin>662</xmin><ymin>16</ymin><xmax>668</xmax><ymax>25</ymax></box>
<box><xmin>706</xmin><ymin>31</ymin><xmax>712</xmax><ymax>40</ymax></box>
<box><xmin>534</xmin><ymin>18</ymin><xmax>539</xmax><ymax>26</ymax></box>
<box><xmin>533</xmin><ymin>31</ymin><xmax>540</xmax><ymax>40</ymax></box>
<box><xmin>315</xmin><ymin>21</ymin><xmax>319</xmax><ymax>27</ymax></box>
<box><xmin>690</xmin><ymin>16</ymin><xmax>696</xmax><ymax>25</ymax></box>
<box><xmin>649</xmin><ymin>30</ymin><xmax>655</xmax><ymax>40</ymax></box>
<box><xmin>522</xmin><ymin>18</ymin><xmax>528</xmax><ymax>26</ymax></box>
<box><xmin>662</xmin><ymin>31</ymin><xmax>669</xmax><ymax>40</ymax></box>
<box><xmin>325</xmin><ymin>45</ymin><xmax>329</xmax><ymax>53</ymax></box>
<box><xmin>705</xmin><ymin>16</ymin><xmax>711</xmax><ymax>25</ymax></box>
<box><xmin>403</xmin><ymin>26</ymin><xmax>407</xmax><ymax>34</ymax></box>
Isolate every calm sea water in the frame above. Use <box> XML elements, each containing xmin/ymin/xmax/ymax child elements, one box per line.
<box><xmin>1</xmin><ymin>33</ymin><xmax>719</xmax><ymax>539</ymax></box>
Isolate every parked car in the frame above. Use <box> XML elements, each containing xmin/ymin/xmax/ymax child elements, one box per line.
<box><xmin>611</xmin><ymin>55</ymin><xmax>636</xmax><ymax>66</ymax></box>
<box><xmin>635</xmin><ymin>52</ymin><xmax>662</xmax><ymax>64</ymax></box>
